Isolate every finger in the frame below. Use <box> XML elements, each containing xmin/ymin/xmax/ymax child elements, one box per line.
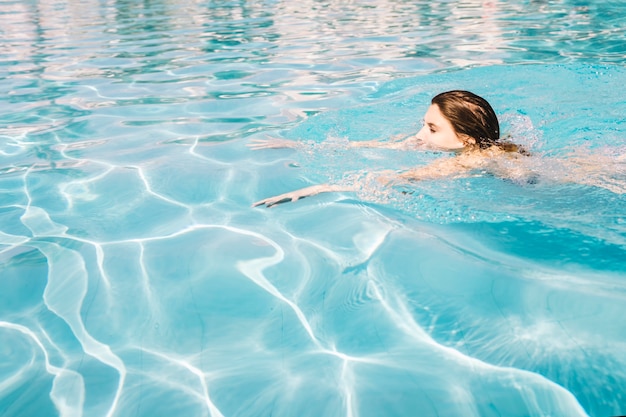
<box><xmin>267</xmin><ymin>196</ymin><xmax>294</xmax><ymax>207</ymax></box>
<box><xmin>253</xmin><ymin>196</ymin><xmax>282</xmax><ymax>208</ymax></box>
<box><xmin>246</xmin><ymin>142</ymin><xmax>267</xmax><ymax>149</ymax></box>
<box><xmin>292</xmin><ymin>194</ymin><xmax>309</xmax><ymax>202</ymax></box>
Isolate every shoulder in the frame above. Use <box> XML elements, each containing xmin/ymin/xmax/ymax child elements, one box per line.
<box><xmin>454</xmin><ymin>148</ymin><xmax>494</xmax><ymax>168</ymax></box>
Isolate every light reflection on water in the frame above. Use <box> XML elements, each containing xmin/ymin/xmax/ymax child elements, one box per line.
<box><xmin>1</xmin><ymin>1</ymin><xmax>626</xmax><ymax>417</ymax></box>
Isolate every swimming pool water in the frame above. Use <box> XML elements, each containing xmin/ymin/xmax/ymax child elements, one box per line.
<box><xmin>1</xmin><ymin>1</ymin><xmax>625</xmax><ymax>416</ymax></box>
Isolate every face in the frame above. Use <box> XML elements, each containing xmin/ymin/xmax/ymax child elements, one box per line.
<box><xmin>416</xmin><ymin>104</ymin><xmax>471</xmax><ymax>150</ymax></box>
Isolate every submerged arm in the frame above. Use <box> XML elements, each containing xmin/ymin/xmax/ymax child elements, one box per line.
<box><xmin>247</xmin><ymin>137</ymin><xmax>298</xmax><ymax>150</ymax></box>
<box><xmin>350</xmin><ymin>134</ymin><xmax>421</xmax><ymax>150</ymax></box>
<box><xmin>248</xmin><ymin>134</ymin><xmax>421</xmax><ymax>150</ymax></box>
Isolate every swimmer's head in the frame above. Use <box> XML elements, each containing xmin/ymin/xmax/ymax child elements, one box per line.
<box><xmin>417</xmin><ymin>90</ymin><xmax>500</xmax><ymax>150</ymax></box>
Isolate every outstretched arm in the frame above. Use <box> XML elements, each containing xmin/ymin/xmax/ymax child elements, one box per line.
<box><xmin>248</xmin><ymin>134</ymin><xmax>421</xmax><ymax>151</ymax></box>
<box><xmin>253</xmin><ymin>184</ymin><xmax>357</xmax><ymax>208</ymax></box>
<box><xmin>351</xmin><ymin>134</ymin><xmax>421</xmax><ymax>150</ymax></box>
<box><xmin>252</xmin><ymin>158</ymin><xmax>476</xmax><ymax>208</ymax></box>
<box><xmin>252</xmin><ymin>153</ymin><xmax>489</xmax><ymax>208</ymax></box>
<box><xmin>247</xmin><ymin>137</ymin><xmax>298</xmax><ymax>150</ymax></box>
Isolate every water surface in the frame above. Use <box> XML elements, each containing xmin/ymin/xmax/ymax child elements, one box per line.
<box><xmin>1</xmin><ymin>1</ymin><xmax>625</xmax><ymax>417</ymax></box>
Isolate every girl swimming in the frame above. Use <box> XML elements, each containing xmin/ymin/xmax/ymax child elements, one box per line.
<box><xmin>250</xmin><ymin>90</ymin><xmax>622</xmax><ymax>207</ymax></box>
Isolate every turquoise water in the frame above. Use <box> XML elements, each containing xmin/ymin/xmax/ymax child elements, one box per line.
<box><xmin>1</xmin><ymin>1</ymin><xmax>626</xmax><ymax>416</ymax></box>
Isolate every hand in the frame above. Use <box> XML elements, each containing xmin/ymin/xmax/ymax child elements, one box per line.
<box><xmin>252</xmin><ymin>191</ymin><xmax>308</xmax><ymax>208</ymax></box>
<box><xmin>247</xmin><ymin>137</ymin><xmax>297</xmax><ymax>150</ymax></box>
<box><xmin>252</xmin><ymin>185</ymin><xmax>322</xmax><ymax>208</ymax></box>
<box><xmin>252</xmin><ymin>184</ymin><xmax>354</xmax><ymax>208</ymax></box>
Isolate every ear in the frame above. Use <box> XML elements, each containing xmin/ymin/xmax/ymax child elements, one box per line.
<box><xmin>460</xmin><ymin>134</ymin><xmax>476</xmax><ymax>146</ymax></box>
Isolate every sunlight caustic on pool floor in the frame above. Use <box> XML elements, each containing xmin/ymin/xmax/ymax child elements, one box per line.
<box><xmin>1</xmin><ymin>1</ymin><xmax>626</xmax><ymax>416</ymax></box>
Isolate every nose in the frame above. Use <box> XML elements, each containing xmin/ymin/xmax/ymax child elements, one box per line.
<box><xmin>416</xmin><ymin>124</ymin><xmax>428</xmax><ymax>141</ymax></box>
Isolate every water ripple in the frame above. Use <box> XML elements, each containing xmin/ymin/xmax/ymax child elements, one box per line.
<box><xmin>2</xmin><ymin>0</ymin><xmax>626</xmax><ymax>416</ymax></box>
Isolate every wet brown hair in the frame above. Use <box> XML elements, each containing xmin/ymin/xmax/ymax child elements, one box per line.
<box><xmin>432</xmin><ymin>90</ymin><xmax>506</xmax><ymax>150</ymax></box>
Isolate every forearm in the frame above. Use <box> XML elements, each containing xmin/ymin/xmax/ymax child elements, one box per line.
<box><xmin>295</xmin><ymin>184</ymin><xmax>357</xmax><ymax>196</ymax></box>
<box><xmin>247</xmin><ymin>137</ymin><xmax>298</xmax><ymax>150</ymax></box>
<box><xmin>350</xmin><ymin>135</ymin><xmax>418</xmax><ymax>150</ymax></box>
<box><xmin>350</xmin><ymin>139</ymin><xmax>385</xmax><ymax>148</ymax></box>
